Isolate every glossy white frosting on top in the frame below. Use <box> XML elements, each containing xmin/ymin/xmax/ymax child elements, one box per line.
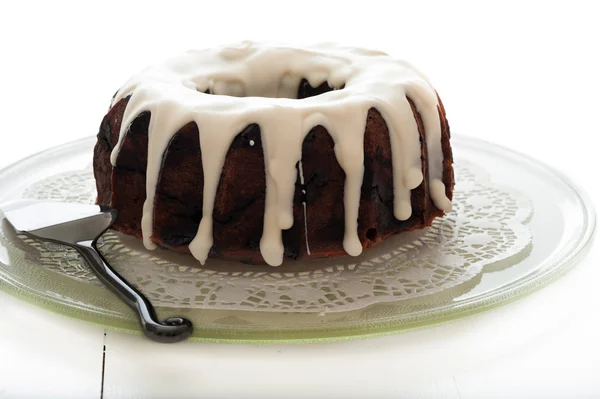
<box><xmin>110</xmin><ymin>41</ymin><xmax>452</xmax><ymax>266</ymax></box>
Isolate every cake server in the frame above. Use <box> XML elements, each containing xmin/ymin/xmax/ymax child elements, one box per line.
<box><xmin>1</xmin><ymin>200</ymin><xmax>193</xmax><ymax>343</ymax></box>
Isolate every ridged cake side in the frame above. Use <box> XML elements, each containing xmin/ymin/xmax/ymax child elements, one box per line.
<box><xmin>94</xmin><ymin>88</ymin><xmax>453</xmax><ymax>265</ymax></box>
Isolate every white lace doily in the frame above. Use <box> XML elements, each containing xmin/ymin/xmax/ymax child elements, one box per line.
<box><xmin>20</xmin><ymin>159</ymin><xmax>533</xmax><ymax>313</ymax></box>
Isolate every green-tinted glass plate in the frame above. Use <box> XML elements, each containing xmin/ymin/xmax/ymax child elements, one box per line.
<box><xmin>0</xmin><ymin>135</ymin><xmax>594</xmax><ymax>343</ymax></box>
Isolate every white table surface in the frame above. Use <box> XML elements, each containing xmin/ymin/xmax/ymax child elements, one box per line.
<box><xmin>1</xmin><ymin>1</ymin><xmax>599</xmax><ymax>398</ymax></box>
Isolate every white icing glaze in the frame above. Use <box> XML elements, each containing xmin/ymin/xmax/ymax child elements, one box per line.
<box><xmin>110</xmin><ymin>41</ymin><xmax>452</xmax><ymax>266</ymax></box>
<box><xmin>298</xmin><ymin>160</ymin><xmax>311</xmax><ymax>256</ymax></box>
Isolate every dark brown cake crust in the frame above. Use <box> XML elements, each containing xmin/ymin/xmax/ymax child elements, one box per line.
<box><xmin>94</xmin><ymin>85</ymin><xmax>454</xmax><ymax>264</ymax></box>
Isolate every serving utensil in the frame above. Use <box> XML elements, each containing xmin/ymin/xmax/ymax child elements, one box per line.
<box><xmin>2</xmin><ymin>200</ymin><xmax>193</xmax><ymax>343</ymax></box>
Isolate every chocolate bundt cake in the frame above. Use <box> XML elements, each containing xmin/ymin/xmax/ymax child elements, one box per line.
<box><xmin>93</xmin><ymin>42</ymin><xmax>454</xmax><ymax>266</ymax></box>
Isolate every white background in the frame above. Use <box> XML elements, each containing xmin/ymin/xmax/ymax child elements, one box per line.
<box><xmin>1</xmin><ymin>1</ymin><xmax>599</xmax><ymax>398</ymax></box>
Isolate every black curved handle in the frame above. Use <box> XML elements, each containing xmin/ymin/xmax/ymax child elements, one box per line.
<box><xmin>75</xmin><ymin>240</ymin><xmax>193</xmax><ymax>343</ymax></box>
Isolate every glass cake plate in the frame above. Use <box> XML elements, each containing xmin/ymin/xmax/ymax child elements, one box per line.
<box><xmin>0</xmin><ymin>135</ymin><xmax>594</xmax><ymax>343</ymax></box>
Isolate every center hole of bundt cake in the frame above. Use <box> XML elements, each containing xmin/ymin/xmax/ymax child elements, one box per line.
<box><xmin>297</xmin><ymin>79</ymin><xmax>344</xmax><ymax>99</ymax></box>
<box><xmin>199</xmin><ymin>78</ymin><xmax>344</xmax><ymax>99</ymax></box>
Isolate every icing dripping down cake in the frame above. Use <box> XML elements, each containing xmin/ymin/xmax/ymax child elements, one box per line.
<box><xmin>93</xmin><ymin>42</ymin><xmax>455</xmax><ymax>266</ymax></box>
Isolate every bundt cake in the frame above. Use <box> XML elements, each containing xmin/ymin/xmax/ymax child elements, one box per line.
<box><xmin>93</xmin><ymin>42</ymin><xmax>454</xmax><ymax>266</ymax></box>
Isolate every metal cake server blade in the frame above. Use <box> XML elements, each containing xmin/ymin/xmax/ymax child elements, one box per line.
<box><xmin>2</xmin><ymin>200</ymin><xmax>193</xmax><ymax>343</ymax></box>
<box><xmin>3</xmin><ymin>201</ymin><xmax>115</xmax><ymax>244</ymax></box>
